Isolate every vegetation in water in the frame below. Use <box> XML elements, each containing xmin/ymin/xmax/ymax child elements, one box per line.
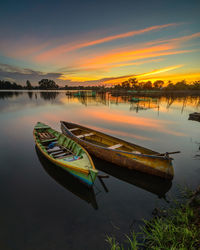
<box><xmin>106</xmin><ymin>186</ymin><xmax>200</xmax><ymax>250</ymax></box>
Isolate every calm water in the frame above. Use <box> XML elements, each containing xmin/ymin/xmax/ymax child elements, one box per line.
<box><xmin>0</xmin><ymin>91</ymin><xmax>200</xmax><ymax>250</ymax></box>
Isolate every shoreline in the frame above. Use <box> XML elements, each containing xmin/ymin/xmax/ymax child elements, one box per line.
<box><xmin>107</xmin><ymin>186</ymin><xmax>200</xmax><ymax>249</ymax></box>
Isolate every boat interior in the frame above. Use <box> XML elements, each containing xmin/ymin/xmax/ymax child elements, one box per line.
<box><xmin>35</xmin><ymin>128</ymin><xmax>84</xmax><ymax>160</ymax></box>
<box><xmin>64</xmin><ymin>123</ymin><xmax>157</xmax><ymax>155</ymax></box>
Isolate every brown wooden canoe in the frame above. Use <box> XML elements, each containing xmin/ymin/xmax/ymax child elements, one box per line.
<box><xmin>60</xmin><ymin>121</ymin><xmax>174</xmax><ymax>179</ymax></box>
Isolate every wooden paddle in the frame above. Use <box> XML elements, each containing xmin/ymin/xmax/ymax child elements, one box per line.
<box><xmin>155</xmin><ymin>151</ymin><xmax>181</xmax><ymax>156</ymax></box>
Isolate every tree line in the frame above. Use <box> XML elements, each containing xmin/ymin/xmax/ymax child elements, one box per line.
<box><xmin>0</xmin><ymin>79</ymin><xmax>59</xmax><ymax>90</ymax></box>
<box><xmin>0</xmin><ymin>78</ymin><xmax>200</xmax><ymax>91</ymax></box>
<box><xmin>113</xmin><ymin>78</ymin><xmax>200</xmax><ymax>90</ymax></box>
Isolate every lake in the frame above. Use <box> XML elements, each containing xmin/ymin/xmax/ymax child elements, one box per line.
<box><xmin>0</xmin><ymin>90</ymin><xmax>200</xmax><ymax>250</ymax></box>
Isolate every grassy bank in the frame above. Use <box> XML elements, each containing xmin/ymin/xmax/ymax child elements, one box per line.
<box><xmin>106</xmin><ymin>186</ymin><xmax>200</xmax><ymax>250</ymax></box>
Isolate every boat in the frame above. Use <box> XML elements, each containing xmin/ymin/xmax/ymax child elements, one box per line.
<box><xmin>188</xmin><ymin>112</ymin><xmax>200</xmax><ymax>122</ymax></box>
<box><xmin>35</xmin><ymin>146</ymin><xmax>98</xmax><ymax>210</ymax></box>
<box><xmin>61</xmin><ymin>121</ymin><xmax>175</xmax><ymax>179</ymax></box>
<box><xmin>33</xmin><ymin>122</ymin><xmax>98</xmax><ymax>187</ymax></box>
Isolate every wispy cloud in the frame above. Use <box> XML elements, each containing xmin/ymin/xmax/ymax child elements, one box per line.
<box><xmin>34</xmin><ymin>23</ymin><xmax>179</xmax><ymax>62</ymax></box>
<box><xmin>103</xmin><ymin>65</ymin><xmax>184</xmax><ymax>84</ymax></box>
<box><xmin>0</xmin><ymin>63</ymin><xmax>62</xmax><ymax>84</ymax></box>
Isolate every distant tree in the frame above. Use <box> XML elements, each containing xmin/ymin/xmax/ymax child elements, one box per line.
<box><xmin>38</xmin><ymin>79</ymin><xmax>59</xmax><ymax>89</ymax></box>
<box><xmin>153</xmin><ymin>80</ymin><xmax>164</xmax><ymax>89</ymax></box>
<box><xmin>143</xmin><ymin>81</ymin><xmax>153</xmax><ymax>90</ymax></box>
<box><xmin>174</xmin><ymin>80</ymin><xmax>188</xmax><ymax>90</ymax></box>
<box><xmin>26</xmin><ymin>80</ymin><xmax>32</xmax><ymax>90</ymax></box>
<box><xmin>192</xmin><ymin>80</ymin><xmax>200</xmax><ymax>90</ymax></box>
<box><xmin>165</xmin><ymin>82</ymin><xmax>175</xmax><ymax>90</ymax></box>
<box><xmin>129</xmin><ymin>78</ymin><xmax>140</xmax><ymax>89</ymax></box>
<box><xmin>0</xmin><ymin>80</ymin><xmax>23</xmax><ymax>89</ymax></box>
<box><xmin>121</xmin><ymin>81</ymin><xmax>130</xmax><ymax>89</ymax></box>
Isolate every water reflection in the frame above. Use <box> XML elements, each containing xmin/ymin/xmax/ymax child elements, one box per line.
<box><xmin>40</xmin><ymin>91</ymin><xmax>59</xmax><ymax>100</ymax></box>
<box><xmin>0</xmin><ymin>90</ymin><xmax>200</xmax><ymax>250</ymax></box>
<box><xmin>0</xmin><ymin>91</ymin><xmax>200</xmax><ymax>113</ymax></box>
<box><xmin>36</xmin><ymin>146</ymin><xmax>98</xmax><ymax>210</ymax></box>
<box><xmin>0</xmin><ymin>91</ymin><xmax>23</xmax><ymax>99</ymax></box>
<box><xmin>36</xmin><ymin>143</ymin><xmax>172</xmax><ymax>203</ymax></box>
<box><xmin>27</xmin><ymin>91</ymin><xmax>33</xmax><ymax>99</ymax></box>
<box><xmin>65</xmin><ymin>91</ymin><xmax>109</xmax><ymax>106</ymax></box>
<box><xmin>93</xmin><ymin>156</ymin><xmax>172</xmax><ymax>199</ymax></box>
<box><xmin>63</xmin><ymin>91</ymin><xmax>200</xmax><ymax>113</ymax></box>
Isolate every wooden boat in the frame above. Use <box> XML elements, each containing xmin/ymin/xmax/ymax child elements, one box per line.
<box><xmin>61</xmin><ymin>121</ymin><xmax>175</xmax><ymax>179</ymax></box>
<box><xmin>33</xmin><ymin>122</ymin><xmax>98</xmax><ymax>187</ymax></box>
<box><xmin>35</xmin><ymin>146</ymin><xmax>98</xmax><ymax>210</ymax></box>
<box><xmin>188</xmin><ymin>112</ymin><xmax>200</xmax><ymax>122</ymax></box>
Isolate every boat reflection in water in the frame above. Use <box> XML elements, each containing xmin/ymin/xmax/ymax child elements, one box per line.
<box><xmin>36</xmin><ymin>145</ymin><xmax>172</xmax><ymax>210</ymax></box>
<box><xmin>92</xmin><ymin>156</ymin><xmax>172</xmax><ymax>199</ymax></box>
<box><xmin>35</xmin><ymin>147</ymin><xmax>98</xmax><ymax>210</ymax></box>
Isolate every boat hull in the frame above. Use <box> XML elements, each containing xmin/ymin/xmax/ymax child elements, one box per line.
<box><xmin>61</xmin><ymin>122</ymin><xmax>174</xmax><ymax>179</ymax></box>
<box><xmin>33</xmin><ymin>123</ymin><xmax>97</xmax><ymax>187</ymax></box>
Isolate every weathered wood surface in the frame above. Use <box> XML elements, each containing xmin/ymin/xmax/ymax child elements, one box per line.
<box><xmin>61</xmin><ymin>121</ymin><xmax>175</xmax><ymax>179</ymax></box>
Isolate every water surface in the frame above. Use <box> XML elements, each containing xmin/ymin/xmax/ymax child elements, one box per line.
<box><xmin>0</xmin><ymin>91</ymin><xmax>200</xmax><ymax>250</ymax></box>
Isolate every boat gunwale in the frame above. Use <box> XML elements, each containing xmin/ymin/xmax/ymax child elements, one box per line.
<box><xmin>33</xmin><ymin>126</ymin><xmax>97</xmax><ymax>176</ymax></box>
<box><xmin>61</xmin><ymin>121</ymin><xmax>170</xmax><ymax>161</ymax></box>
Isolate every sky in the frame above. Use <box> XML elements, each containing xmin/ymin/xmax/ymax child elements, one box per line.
<box><xmin>0</xmin><ymin>0</ymin><xmax>199</xmax><ymax>86</ymax></box>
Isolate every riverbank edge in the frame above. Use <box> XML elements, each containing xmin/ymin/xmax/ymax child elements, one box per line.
<box><xmin>106</xmin><ymin>186</ymin><xmax>200</xmax><ymax>249</ymax></box>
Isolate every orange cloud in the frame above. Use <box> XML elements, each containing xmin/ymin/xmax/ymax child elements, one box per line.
<box><xmin>103</xmin><ymin>65</ymin><xmax>184</xmax><ymax>84</ymax></box>
<box><xmin>80</xmin><ymin>45</ymin><xmax>193</xmax><ymax>69</ymax></box>
<box><xmin>146</xmin><ymin>32</ymin><xmax>200</xmax><ymax>47</ymax></box>
<box><xmin>141</xmin><ymin>73</ymin><xmax>200</xmax><ymax>83</ymax></box>
<box><xmin>108</xmin><ymin>58</ymin><xmax>164</xmax><ymax>68</ymax></box>
<box><xmin>137</xmin><ymin>65</ymin><xmax>184</xmax><ymax>78</ymax></box>
<box><xmin>75</xmin><ymin>32</ymin><xmax>199</xmax><ymax>71</ymax></box>
<box><xmin>34</xmin><ymin>23</ymin><xmax>178</xmax><ymax>62</ymax></box>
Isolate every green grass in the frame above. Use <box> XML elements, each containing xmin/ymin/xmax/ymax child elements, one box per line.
<box><xmin>106</xmin><ymin>187</ymin><xmax>200</xmax><ymax>250</ymax></box>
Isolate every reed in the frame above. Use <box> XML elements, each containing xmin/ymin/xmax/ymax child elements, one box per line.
<box><xmin>106</xmin><ymin>186</ymin><xmax>200</xmax><ymax>250</ymax></box>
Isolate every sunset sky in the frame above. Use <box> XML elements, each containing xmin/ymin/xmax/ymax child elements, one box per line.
<box><xmin>0</xmin><ymin>0</ymin><xmax>199</xmax><ymax>86</ymax></box>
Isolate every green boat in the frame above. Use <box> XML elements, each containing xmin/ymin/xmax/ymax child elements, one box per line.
<box><xmin>33</xmin><ymin>122</ymin><xmax>98</xmax><ymax>187</ymax></box>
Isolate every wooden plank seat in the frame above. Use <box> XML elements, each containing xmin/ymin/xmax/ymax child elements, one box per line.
<box><xmin>47</xmin><ymin>148</ymin><xmax>62</xmax><ymax>153</ymax></box>
<box><xmin>108</xmin><ymin>144</ymin><xmax>122</xmax><ymax>150</ymax></box>
<box><xmin>77</xmin><ymin>133</ymin><xmax>94</xmax><ymax>139</ymax></box>
<box><xmin>38</xmin><ymin>132</ymin><xmax>56</xmax><ymax>141</ymax></box>
<box><xmin>132</xmin><ymin>150</ymin><xmax>141</xmax><ymax>154</ymax></box>
<box><xmin>56</xmin><ymin>154</ymin><xmax>74</xmax><ymax>159</ymax></box>
<box><xmin>69</xmin><ymin>128</ymin><xmax>80</xmax><ymax>132</ymax></box>
<box><xmin>53</xmin><ymin>149</ymin><xmax>73</xmax><ymax>158</ymax></box>
<box><xmin>48</xmin><ymin>144</ymin><xmax>74</xmax><ymax>158</ymax></box>
<box><xmin>53</xmin><ymin>152</ymin><xmax>68</xmax><ymax>157</ymax></box>
<box><xmin>51</xmin><ymin>150</ymin><xmax>65</xmax><ymax>156</ymax></box>
<box><xmin>52</xmin><ymin>148</ymin><xmax>72</xmax><ymax>154</ymax></box>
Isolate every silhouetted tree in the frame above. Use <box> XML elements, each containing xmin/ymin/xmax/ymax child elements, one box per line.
<box><xmin>129</xmin><ymin>78</ymin><xmax>140</xmax><ymax>89</ymax></box>
<box><xmin>174</xmin><ymin>80</ymin><xmax>188</xmax><ymax>90</ymax></box>
<box><xmin>192</xmin><ymin>81</ymin><xmax>200</xmax><ymax>90</ymax></box>
<box><xmin>38</xmin><ymin>79</ymin><xmax>59</xmax><ymax>89</ymax></box>
<box><xmin>26</xmin><ymin>80</ymin><xmax>32</xmax><ymax>90</ymax></box>
<box><xmin>143</xmin><ymin>81</ymin><xmax>153</xmax><ymax>90</ymax></box>
<box><xmin>0</xmin><ymin>80</ymin><xmax>23</xmax><ymax>89</ymax></box>
<box><xmin>153</xmin><ymin>80</ymin><xmax>164</xmax><ymax>89</ymax></box>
